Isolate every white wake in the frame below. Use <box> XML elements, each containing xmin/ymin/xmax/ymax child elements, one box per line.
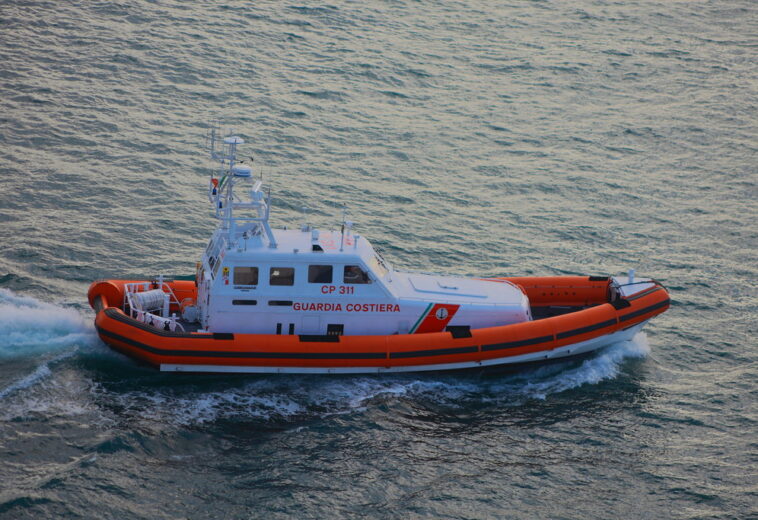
<box><xmin>0</xmin><ymin>288</ymin><xmax>97</xmax><ymax>357</ymax></box>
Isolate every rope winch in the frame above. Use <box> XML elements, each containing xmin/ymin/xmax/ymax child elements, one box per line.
<box><xmin>132</xmin><ymin>288</ymin><xmax>169</xmax><ymax>316</ymax></box>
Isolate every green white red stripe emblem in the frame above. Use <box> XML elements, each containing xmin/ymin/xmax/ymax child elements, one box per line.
<box><xmin>410</xmin><ymin>303</ymin><xmax>460</xmax><ymax>334</ymax></box>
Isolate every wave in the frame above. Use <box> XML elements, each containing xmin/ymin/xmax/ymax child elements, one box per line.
<box><xmin>0</xmin><ymin>350</ymin><xmax>77</xmax><ymax>401</ymax></box>
<box><xmin>493</xmin><ymin>332</ymin><xmax>651</xmax><ymax>401</ymax></box>
<box><xmin>84</xmin><ymin>334</ymin><xmax>651</xmax><ymax>427</ymax></box>
<box><xmin>0</xmin><ymin>289</ymin><xmax>98</xmax><ymax>406</ymax></box>
<box><xmin>0</xmin><ymin>289</ymin><xmax>98</xmax><ymax>358</ymax></box>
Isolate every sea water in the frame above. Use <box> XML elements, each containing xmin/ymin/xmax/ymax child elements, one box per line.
<box><xmin>0</xmin><ymin>1</ymin><xmax>755</xmax><ymax>518</ymax></box>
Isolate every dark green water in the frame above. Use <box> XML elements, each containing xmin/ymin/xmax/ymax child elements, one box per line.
<box><xmin>0</xmin><ymin>1</ymin><xmax>755</xmax><ymax>518</ymax></box>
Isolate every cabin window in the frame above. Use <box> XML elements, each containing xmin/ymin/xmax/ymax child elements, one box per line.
<box><xmin>233</xmin><ymin>267</ymin><xmax>259</xmax><ymax>285</ymax></box>
<box><xmin>207</xmin><ymin>257</ymin><xmax>217</xmax><ymax>279</ymax></box>
<box><xmin>308</xmin><ymin>265</ymin><xmax>333</xmax><ymax>283</ymax></box>
<box><xmin>270</xmin><ymin>267</ymin><xmax>295</xmax><ymax>286</ymax></box>
<box><xmin>344</xmin><ymin>265</ymin><xmax>371</xmax><ymax>284</ymax></box>
<box><xmin>205</xmin><ymin>238</ymin><xmax>223</xmax><ymax>279</ymax></box>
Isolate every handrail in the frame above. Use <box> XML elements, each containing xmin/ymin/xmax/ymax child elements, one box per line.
<box><xmin>123</xmin><ymin>276</ymin><xmax>185</xmax><ymax>332</ymax></box>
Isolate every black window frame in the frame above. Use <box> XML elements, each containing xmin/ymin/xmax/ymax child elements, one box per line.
<box><xmin>269</xmin><ymin>267</ymin><xmax>295</xmax><ymax>286</ymax></box>
<box><xmin>343</xmin><ymin>265</ymin><xmax>371</xmax><ymax>284</ymax></box>
<box><xmin>308</xmin><ymin>264</ymin><xmax>333</xmax><ymax>284</ymax></box>
<box><xmin>233</xmin><ymin>266</ymin><xmax>259</xmax><ymax>286</ymax></box>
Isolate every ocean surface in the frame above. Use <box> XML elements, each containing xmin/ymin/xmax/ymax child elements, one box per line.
<box><xmin>0</xmin><ymin>1</ymin><xmax>756</xmax><ymax>518</ymax></box>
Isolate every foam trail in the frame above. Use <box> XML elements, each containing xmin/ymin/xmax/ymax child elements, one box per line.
<box><xmin>506</xmin><ymin>332</ymin><xmax>651</xmax><ymax>400</ymax></box>
<box><xmin>80</xmin><ymin>334</ymin><xmax>651</xmax><ymax>429</ymax></box>
<box><xmin>96</xmin><ymin>336</ymin><xmax>651</xmax><ymax>427</ymax></box>
<box><xmin>0</xmin><ymin>288</ymin><xmax>97</xmax><ymax>358</ymax></box>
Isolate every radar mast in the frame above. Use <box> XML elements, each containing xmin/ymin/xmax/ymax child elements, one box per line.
<box><xmin>207</xmin><ymin>126</ymin><xmax>277</xmax><ymax>249</ymax></box>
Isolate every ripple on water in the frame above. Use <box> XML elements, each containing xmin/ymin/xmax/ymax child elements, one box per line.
<box><xmin>0</xmin><ymin>0</ymin><xmax>756</xmax><ymax>517</ymax></box>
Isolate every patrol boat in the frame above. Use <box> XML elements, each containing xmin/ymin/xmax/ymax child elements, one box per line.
<box><xmin>88</xmin><ymin>129</ymin><xmax>670</xmax><ymax>373</ymax></box>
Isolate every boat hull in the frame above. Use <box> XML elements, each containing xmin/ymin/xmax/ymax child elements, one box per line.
<box><xmin>88</xmin><ymin>276</ymin><xmax>670</xmax><ymax>374</ymax></box>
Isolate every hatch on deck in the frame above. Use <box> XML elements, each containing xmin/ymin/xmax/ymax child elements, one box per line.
<box><xmin>410</xmin><ymin>276</ymin><xmax>487</xmax><ymax>298</ymax></box>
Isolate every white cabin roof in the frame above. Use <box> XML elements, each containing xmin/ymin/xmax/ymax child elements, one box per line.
<box><xmin>219</xmin><ymin>227</ymin><xmax>381</xmax><ymax>264</ymax></box>
<box><xmin>390</xmin><ymin>272</ymin><xmax>526</xmax><ymax>305</ymax></box>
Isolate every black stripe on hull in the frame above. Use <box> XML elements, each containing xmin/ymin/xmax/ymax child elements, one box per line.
<box><xmin>390</xmin><ymin>345</ymin><xmax>478</xmax><ymax>359</ymax></box>
<box><xmin>96</xmin><ymin>327</ymin><xmax>385</xmax><ymax>360</ymax></box>
<box><xmin>556</xmin><ymin>319</ymin><xmax>617</xmax><ymax>340</ymax></box>
<box><xmin>619</xmin><ymin>299</ymin><xmax>670</xmax><ymax>322</ymax></box>
<box><xmin>481</xmin><ymin>335</ymin><xmax>554</xmax><ymax>353</ymax></box>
